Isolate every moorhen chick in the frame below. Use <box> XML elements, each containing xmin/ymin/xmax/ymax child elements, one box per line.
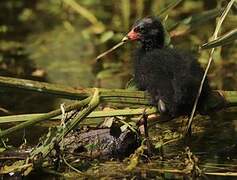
<box><xmin>124</xmin><ymin>17</ymin><xmax>210</xmax><ymax>119</ymax></box>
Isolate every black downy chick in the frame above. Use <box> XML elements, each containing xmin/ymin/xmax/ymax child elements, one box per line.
<box><xmin>125</xmin><ymin>17</ymin><xmax>210</xmax><ymax>119</ymax></box>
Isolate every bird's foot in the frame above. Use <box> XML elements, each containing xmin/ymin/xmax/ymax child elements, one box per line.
<box><xmin>158</xmin><ymin>99</ymin><xmax>166</xmax><ymax>114</ymax></box>
<box><xmin>149</xmin><ymin>96</ymin><xmax>166</xmax><ymax>113</ymax></box>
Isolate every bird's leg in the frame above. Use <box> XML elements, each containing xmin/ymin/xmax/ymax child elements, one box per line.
<box><xmin>157</xmin><ymin>99</ymin><xmax>174</xmax><ymax>122</ymax></box>
<box><xmin>149</xmin><ymin>91</ymin><xmax>173</xmax><ymax>121</ymax></box>
<box><xmin>151</xmin><ymin>94</ymin><xmax>167</xmax><ymax>114</ymax></box>
<box><xmin>149</xmin><ymin>93</ymin><xmax>160</xmax><ymax>107</ymax></box>
<box><xmin>149</xmin><ymin>89</ymin><xmax>166</xmax><ymax>112</ymax></box>
<box><xmin>158</xmin><ymin>99</ymin><xmax>166</xmax><ymax>114</ymax></box>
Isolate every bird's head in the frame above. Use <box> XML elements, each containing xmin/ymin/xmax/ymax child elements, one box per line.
<box><xmin>123</xmin><ymin>17</ymin><xmax>165</xmax><ymax>50</ymax></box>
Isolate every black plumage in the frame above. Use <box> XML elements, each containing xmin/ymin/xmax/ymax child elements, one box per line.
<box><xmin>126</xmin><ymin>17</ymin><xmax>210</xmax><ymax>118</ymax></box>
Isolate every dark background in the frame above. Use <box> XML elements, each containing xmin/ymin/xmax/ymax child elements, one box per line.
<box><xmin>0</xmin><ymin>0</ymin><xmax>236</xmax><ymax>114</ymax></box>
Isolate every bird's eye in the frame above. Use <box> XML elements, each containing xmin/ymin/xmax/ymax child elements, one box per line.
<box><xmin>139</xmin><ymin>26</ymin><xmax>145</xmax><ymax>33</ymax></box>
<box><xmin>133</xmin><ymin>27</ymin><xmax>139</xmax><ymax>32</ymax></box>
<box><xmin>134</xmin><ymin>26</ymin><xmax>145</xmax><ymax>33</ymax></box>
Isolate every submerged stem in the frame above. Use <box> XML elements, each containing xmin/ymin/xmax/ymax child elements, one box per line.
<box><xmin>0</xmin><ymin>97</ymin><xmax>91</xmax><ymax>138</ymax></box>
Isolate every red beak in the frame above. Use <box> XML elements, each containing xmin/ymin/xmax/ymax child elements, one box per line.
<box><xmin>126</xmin><ymin>29</ymin><xmax>140</xmax><ymax>41</ymax></box>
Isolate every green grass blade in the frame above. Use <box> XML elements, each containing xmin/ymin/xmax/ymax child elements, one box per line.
<box><xmin>168</xmin><ymin>8</ymin><xmax>222</xmax><ymax>32</ymax></box>
<box><xmin>201</xmin><ymin>29</ymin><xmax>237</xmax><ymax>49</ymax></box>
<box><xmin>158</xmin><ymin>0</ymin><xmax>183</xmax><ymax>17</ymax></box>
